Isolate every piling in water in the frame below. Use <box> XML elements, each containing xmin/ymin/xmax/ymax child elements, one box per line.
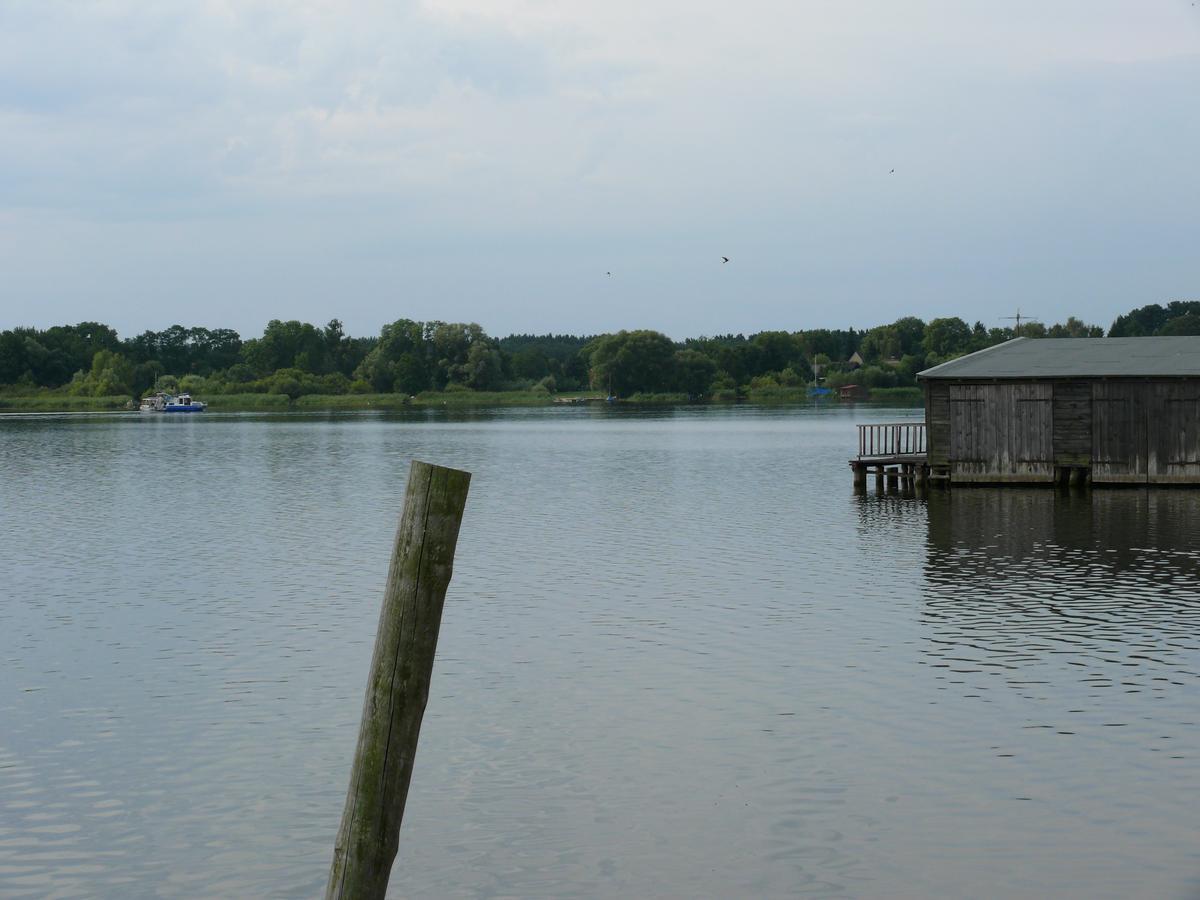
<box><xmin>326</xmin><ymin>460</ymin><xmax>471</xmax><ymax>900</ymax></box>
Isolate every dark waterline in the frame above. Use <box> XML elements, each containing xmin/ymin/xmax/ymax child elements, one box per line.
<box><xmin>1</xmin><ymin>406</ymin><xmax>1197</xmax><ymax>898</ymax></box>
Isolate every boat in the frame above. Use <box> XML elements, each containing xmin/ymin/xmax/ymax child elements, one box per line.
<box><xmin>139</xmin><ymin>392</ymin><xmax>167</xmax><ymax>412</ymax></box>
<box><xmin>164</xmin><ymin>392</ymin><xmax>207</xmax><ymax>413</ymax></box>
<box><xmin>139</xmin><ymin>391</ymin><xmax>206</xmax><ymax>413</ymax></box>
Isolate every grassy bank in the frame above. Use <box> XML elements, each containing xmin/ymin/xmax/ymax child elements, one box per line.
<box><xmin>625</xmin><ymin>392</ymin><xmax>693</xmax><ymax>404</ymax></box>
<box><xmin>864</xmin><ymin>386</ymin><xmax>923</xmax><ymax>403</ymax></box>
<box><xmin>292</xmin><ymin>393</ymin><xmax>413</xmax><ymax>409</ymax></box>
<box><xmin>203</xmin><ymin>393</ymin><xmax>292</xmax><ymax>410</ymax></box>
<box><xmin>0</xmin><ymin>393</ymin><xmax>133</xmax><ymax>411</ymax></box>
<box><xmin>744</xmin><ymin>386</ymin><xmax>812</xmax><ymax>403</ymax></box>
<box><xmin>298</xmin><ymin>390</ymin><xmax>568</xmax><ymax>408</ymax></box>
<box><xmin>412</xmin><ymin>390</ymin><xmax>555</xmax><ymax>407</ymax></box>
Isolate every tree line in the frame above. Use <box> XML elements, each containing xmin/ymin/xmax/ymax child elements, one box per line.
<box><xmin>1</xmin><ymin>300</ymin><xmax>1197</xmax><ymax>401</ymax></box>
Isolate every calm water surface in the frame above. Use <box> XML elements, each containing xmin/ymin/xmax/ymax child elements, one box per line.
<box><xmin>1</xmin><ymin>405</ymin><xmax>1197</xmax><ymax>899</ymax></box>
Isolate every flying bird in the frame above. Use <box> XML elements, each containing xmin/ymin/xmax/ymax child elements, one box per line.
<box><xmin>606</xmin><ymin>271</ymin><xmax>612</xmax><ymax>276</ymax></box>
<box><xmin>890</xmin><ymin>168</ymin><xmax>895</xmax><ymax>174</ymax></box>
<box><xmin>721</xmin><ymin>256</ymin><xmax>730</xmax><ymax>264</ymax></box>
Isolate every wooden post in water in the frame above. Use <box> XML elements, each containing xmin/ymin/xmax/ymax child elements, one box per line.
<box><xmin>326</xmin><ymin>460</ymin><xmax>471</xmax><ymax>900</ymax></box>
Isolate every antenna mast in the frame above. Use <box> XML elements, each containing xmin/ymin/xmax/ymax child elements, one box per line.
<box><xmin>1000</xmin><ymin>308</ymin><xmax>1040</xmax><ymax>337</ymax></box>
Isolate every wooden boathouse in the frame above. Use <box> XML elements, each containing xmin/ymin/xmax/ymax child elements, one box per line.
<box><xmin>919</xmin><ymin>336</ymin><xmax>1200</xmax><ymax>485</ymax></box>
<box><xmin>850</xmin><ymin>336</ymin><xmax>1200</xmax><ymax>488</ymax></box>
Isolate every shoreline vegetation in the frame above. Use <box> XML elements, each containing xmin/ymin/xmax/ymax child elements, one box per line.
<box><xmin>0</xmin><ymin>301</ymin><xmax>1194</xmax><ymax>414</ymax></box>
<box><xmin>0</xmin><ymin>386</ymin><xmax>926</xmax><ymax>413</ymax></box>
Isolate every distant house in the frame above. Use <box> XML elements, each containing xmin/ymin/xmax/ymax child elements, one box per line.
<box><xmin>918</xmin><ymin>336</ymin><xmax>1200</xmax><ymax>484</ymax></box>
<box><xmin>847</xmin><ymin>351</ymin><xmax>864</xmax><ymax>369</ymax></box>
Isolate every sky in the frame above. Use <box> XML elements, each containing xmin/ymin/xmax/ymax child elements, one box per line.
<box><xmin>1</xmin><ymin>0</ymin><xmax>1199</xmax><ymax>340</ymax></box>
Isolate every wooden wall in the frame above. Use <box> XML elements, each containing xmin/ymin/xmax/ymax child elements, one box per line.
<box><xmin>921</xmin><ymin>377</ymin><xmax>1200</xmax><ymax>485</ymax></box>
<box><xmin>1052</xmin><ymin>382</ymin><xmax>1090</xmax><ymax>467</ymax></box>
<box><xmin>946</xmin><ymin>383</ymin><xmax>1054</xmax><ymax>482</ymax></box>
<box><xmin>1093</xmin><ymin>381</ymin><xmax>1200</xmax><ymax>484</ymax></box>
<box><xmin>1091</xmin><ymin>382</ymin><xmax>1145</xmax><ymax>483</ymax></box>
<box><xmin>925</xmin><ymin>381</ymin><xmax>950</xmax><ymax>468</ymax></box>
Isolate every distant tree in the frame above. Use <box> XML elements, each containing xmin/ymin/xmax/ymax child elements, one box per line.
<box><xmin>586</xmin><ymin>330</ymin><xmax>676</xmax><ymax>396</ymax></box>
<box><xmin>511</xmin><ymin>347</ymin><xmax>550</xmax><ymax>381</ymax></box>
<box><xmin>0</xmin><ymin>330</ymin><xmax>30</xmax><ymax>383</ymax></box>
<box><xmin>430</xmin><ymin>322</ymin><xmax>489</xmax><ymax>388</ymax></box>
<box><xmin>132</xmin><ymin>360</ymin><xmax>162</xmax><ymax>397</ymax></box>
<box><xmin>1020</xmin><ymin>322</ymin><xmax>1047</xmax><ymax>338</ymax></box>
<box><xmin>891</xmin><ymin>317</ymin><xmax>926</xmax><ymax>356</ymax></box>
<box><xmin>246</xmin><ymin>320</ymin><xmax>329</xmax><ymax>374</ymax></box>
<box><xmin>460</xmin><ymin>342</ymin><xmax>504</xmax><ymax>390</ymax></box>
<box><xmin>355</xmin><ymin>319</ymin><xmax>426</xmax><ymax>392</ymax></box>
<box><xmin>1046</xmin><ymin>317</ymin><xmax>1104</xmax><ymax>338</ymax></box>
<box><xmin>922</xmin><ymin>318</ymin><xmax>973</xmax><ymax>357</ymax></box>
<box><xmin>1109</xmin><ymin>303</ymin><xmax>1169</xmax><ymax>337</ymax></box>
<box><xmin>673</xmin><ymin>349</ymin><xmax>718</xmax><ymax>397</ymax></box>
<box><xmin>1159</xmin><ymin>312</ymin><xmax>1200</xmax><ymax>336</ymax></box>
<box><xmin>71</xmin><ymin>349</ymin><xmax>134</xmax><ymax>396</ymax></box>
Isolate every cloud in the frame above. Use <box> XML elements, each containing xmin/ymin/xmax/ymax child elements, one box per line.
<box><xmin>0</xmin><ymin>1</ymin><xmax>1198</xmax><ymax>335</ymax></box>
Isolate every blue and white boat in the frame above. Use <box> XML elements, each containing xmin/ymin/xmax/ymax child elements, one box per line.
<box><xmin>164</xmin><ymin>392</ymin><xmax>206</xmax><ymax>413</ymax></box>
<box><xmin>139</xmin><ymin>391</ymin><xmax>206</xmax><ymax>413</ymax></box>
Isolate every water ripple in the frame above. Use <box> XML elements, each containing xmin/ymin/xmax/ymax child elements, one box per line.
<box><xmin>1</xmin><ymin>409</ymin><xmax>1198</xmax><ymax>898</ymax></box>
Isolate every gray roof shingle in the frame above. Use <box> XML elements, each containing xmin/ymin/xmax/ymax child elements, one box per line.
<box><xmin>917</xmin><ymin>336</ymin><xmax>1200</xmax><ymax>379</ymax></box>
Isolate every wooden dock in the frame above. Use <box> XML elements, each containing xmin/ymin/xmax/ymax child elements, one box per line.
<box><xmin>849</xmin><ymin>423</ymin><xmax>931</xmax><ymax>491</ymax></box>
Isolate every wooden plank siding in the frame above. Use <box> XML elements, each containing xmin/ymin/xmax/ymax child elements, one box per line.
<box><xmin>948</xmin><ymin>383</ymin><xmax>1054</xmax><ymax>482</ymax></box>
<box><xmin>1149</xmin><ymin>383</ymin><xmax>1200</xmax><ymax>483</ymax></box>
<box><xmin>1052</xmin><ymin>381</ymin><xmax>1091</xmax><ymax>466</ymax></box>
<box><xmin>1091</xmin><ymin>382</ymin><xmax>1148</xmax><ymax>483</ymax></box>
<box><xmin>926</xmin><ymin>381</ymin><xmax>951</xmax><ymax>468</ymax></box>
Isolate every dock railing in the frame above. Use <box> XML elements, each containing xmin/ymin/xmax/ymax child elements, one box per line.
<box><xmin>857</xmin><ymin>422</ymin><xmax>926</xmax><ymax>459</ymax></box>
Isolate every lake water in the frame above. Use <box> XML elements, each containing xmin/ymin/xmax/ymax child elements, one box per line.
<box><xmin>1</xmin><ymin>405</ymin><xmax>1198</xmax><ymax>899</ymax></box>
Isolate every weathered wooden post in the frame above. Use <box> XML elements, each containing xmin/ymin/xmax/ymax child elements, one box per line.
<box><xmin>852</xmin><ymin>461</ymin><xmax>867</xmax><ymax>491</ymax></box>
<box><xmin>326</xmin><ymin>460</ymin><xmax>471</xmax><ymax>900</ymax></box>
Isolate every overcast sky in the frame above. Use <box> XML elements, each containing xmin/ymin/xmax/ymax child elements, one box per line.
<box><xmin>2</xmin><ymin>1</ymin><xmax>1198</xmax><ymax>339</ymax></box>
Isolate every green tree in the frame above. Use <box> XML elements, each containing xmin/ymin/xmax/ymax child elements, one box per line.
<box><xmin>922</xmin><ymin>317</ymin><xmax>973</xmax><ymax>357</ymax></box>
<box><xmin>1045</xmin><ymin>316</ymin><xmax>1103</xmax><ymax>338</ymax></box>
<box><xmin>673</xmin><ymin>349</ymin><xmax>718</xmax><ymax>397</ymax></box>
<box><xmin>460</xmin><ymin>342</ymin><xmax>504</xmax><ymax>390</ymax></box>
<box><xmin>586</xmin><ymin>330</ymin><xmax>676</xmax><ymax>396</ymax></box>
<box><xmin>246</xmin><ymin>320</ymin><xmax>329</xmax><ymax>374</ymax></box>
<box><xmin>355</xmin><ymin>319</ymin><xmax>427</xmax><ymax>392</ymax></box>
<box><xmin>0</xmin><ymin>331</ymin><xmax>30</xmax><ymax>383</ymax></box>
<box><xmin>1159</xmin><ymin>313</ymin><xmax>1200</xmax><ymax>336</ymax></box>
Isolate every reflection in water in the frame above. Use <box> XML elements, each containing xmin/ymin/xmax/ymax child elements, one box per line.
<box><xmin>923</xmin><ymin>490</ymin><xmax>1200</xmax><ymax>710</ymax></box>
<box><xmin>850</xmin><ymin>487</ymin><xmax>1200</xmax><ymax>899</ymax></box>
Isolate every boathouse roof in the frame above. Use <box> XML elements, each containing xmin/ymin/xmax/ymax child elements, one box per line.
<box><xmin>917</xmin><ymin>336</ymin><xmax>1200</xmax><ymax>380</ymax></box>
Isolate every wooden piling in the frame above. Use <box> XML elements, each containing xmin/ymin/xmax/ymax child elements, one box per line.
<box><xmin>852</xmin><ymin>462</ymin><xmax>867</xmax><ymax>490</ymax></box>
<box><xmin>326</xmin><ymin>460</ymin><xmax>472</xmax><ymax>900</ymax></box>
